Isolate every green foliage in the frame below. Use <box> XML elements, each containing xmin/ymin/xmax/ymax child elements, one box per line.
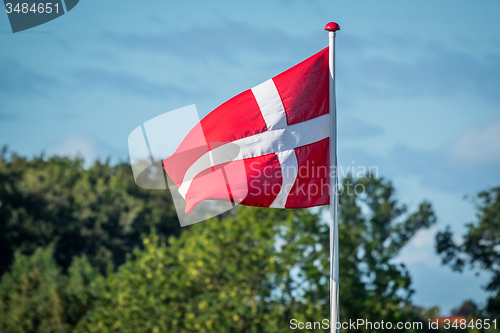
<box><xmin>74</xmin><ymin>176</ymin><xmax>436</xmax><ymax>332</ymax></box>
<box><xmin>436</xmin><ymin>186</ymin><xmax>500</xmax><ymax>318</ymax></box>
<box><xmin>335</xmin><ymin>177</ymin><xmax>435</xmax><ymax>330</ymax></box>
<box><xmin>75</xmin><ymin>209</ymin><xmax>288</xmax><ymax>333</ymax></box>
<box><xmin>0</xmin><ymin>245</ymin><xmax>67</xmax><ymax>333</ymax></box>
<box><xmin>0</xmin><ymin>148</ymin><xmax>440</xmax><ymax>331</ymax></box>
<box><xmin>0</xmin><ymin>149</ymin><xmax>180</xmax><ymax>275</ymax></box>
<box><xmin>64</xmin><ymin>255</ymin><xmax>105</xmax><ymax>326</ymax></box>
<box><xmin>0</xmin><ymin>245</ymin><xmax>102</xmax><ymax>333</ymax></box>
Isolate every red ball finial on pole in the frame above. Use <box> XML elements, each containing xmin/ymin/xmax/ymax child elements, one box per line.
<box><xmin>324</xmin><ymin>22</ymin><xmax>340</xmax><ymax>32</ymax></box>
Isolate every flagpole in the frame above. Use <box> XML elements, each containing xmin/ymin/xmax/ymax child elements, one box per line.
<box><xmin>325</xmin><ymin>21</ymin><xmax>340</xmax><ymax>333</ymax></box>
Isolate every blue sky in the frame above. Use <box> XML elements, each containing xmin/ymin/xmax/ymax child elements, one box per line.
<box><xmin>1</xmin><ymin>0</ymin><xmax>500</xmax><ymax>315</ymax></box>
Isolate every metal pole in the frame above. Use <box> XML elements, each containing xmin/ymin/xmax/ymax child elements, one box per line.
<box><xmin>325</xmin><ymin>21</ymin><xmax>340</xmax><ymax>333</ymax></box>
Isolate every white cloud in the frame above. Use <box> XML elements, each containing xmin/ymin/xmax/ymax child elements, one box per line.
<box><xmin>393</xmin><ymin>227</ymin><xmax>442</xmax><ymax>268</ymax></box>
<box><xmin>46</xmin><ymin>134</ymin><xmax>123</xmax><ymax>167</ymax></box>
<box><xmin>450</xmin><ymin>121</ymin><xmax>500</xmax><ymax>165</ymax></box>
<box><xmin>390</xmin><ymin>226</ymin><xmax>491</xmax><ymax>314</ymax></box>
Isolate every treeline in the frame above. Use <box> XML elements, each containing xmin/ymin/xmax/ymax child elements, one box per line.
<box><xmin>0</xmin><ymin>149</ymin><xmax>498</xmax><ymax>332</ymax></box>
<box><xmin>0</xmin><ymin>148</ymin><xmax>181</xmax><ymax>275</ymax></box>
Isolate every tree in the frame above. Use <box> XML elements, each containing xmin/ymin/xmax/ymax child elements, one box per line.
<box><xmin>75</xmin><ymin>176</ymin><xmax>436</xmax><ymax>332</ymax></box>
<box><xmin>451</xmin><ymin>300</ymin><xmax>480</xmax><ymax>318</ymax></box>
<box><xmin>0</xmin><ymin>245</ymin><xmax>102</xmax><ymax>333</ymax></box>
<box><xmin>0</xmin><ymin>245</ymin><xmax>67</xmax><ymax>333</ymax></box>
<box><xmin>0</xmin><ymin>148</ymin><xmax>181</xmax><ymax>275</ymax></box>
<box><xmin>306</xmin><ymin>176</ymin><xmax>437</xmax><ymax>330</ymax></box>
<box><xmin>436</xmin><ymin>186</ymin><xmax>500</xmax><ymax>317</ymax></box>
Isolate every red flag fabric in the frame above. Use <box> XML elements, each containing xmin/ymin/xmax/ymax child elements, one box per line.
<box><xmin>163</xmin><ymin>48</ymin><xmax>331</xmax><ymax>213</ymax></box>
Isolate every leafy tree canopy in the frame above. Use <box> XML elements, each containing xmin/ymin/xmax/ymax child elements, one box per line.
<box><xmin>436</xmin><ymin>186</ymin><xmax>500</xmax><ymax>317</ymax></box>
<box><xmin>74</xmin><ymin>176</ymin><xmax>436</xmax><ymax>332</ymax></box>
<box><xmin>0</xmin><ymin>245</ymin><xmax>102</xmax><ymax>333</ymax></box>
<box><xmin>0</xmin><ymin>147</ymin><xmax>181</xmax><ymax>275</ymax></box>
<box><xmin>0</xmin><ymin>149</ymin><xmax>441</xmax><ymax>331</ymax></box>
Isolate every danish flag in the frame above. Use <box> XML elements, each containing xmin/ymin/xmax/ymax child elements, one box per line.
<box><xmin>163</xmin><ymin>48</ymin><xmax>332</xmax><ymax>213</ymax></box>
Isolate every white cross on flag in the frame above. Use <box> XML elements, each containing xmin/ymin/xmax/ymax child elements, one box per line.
<box><xmin>163</xmin><ymin>48</ymin><xmax>332</xmax><ymax>214</ymax></box>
